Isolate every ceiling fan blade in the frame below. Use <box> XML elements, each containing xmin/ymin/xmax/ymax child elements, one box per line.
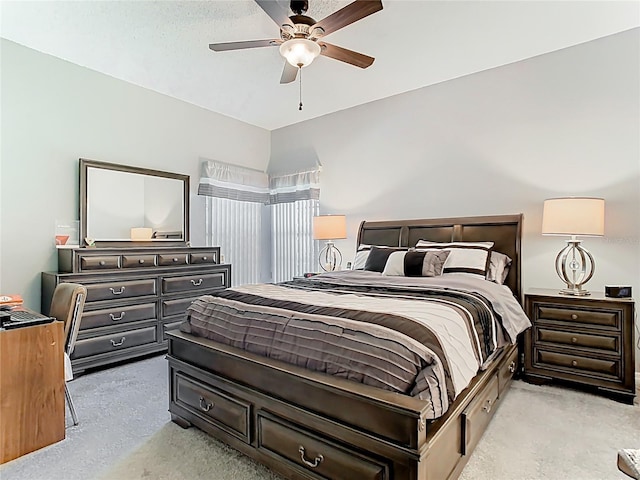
<box><xmin>209</xmin><ymin>39</ymin><xmax>281</xmax><ymax>52</ymax></box>
<box><xmin>255</xmin><ymin>0</ymin><xmax>294</xmax><ymax>29</ymax></box>
<box><xmin>312</xmin><ymin>0</ymin><xmax>383</xmax><ymax>37</ymax></box>
<box><xmin>280</xmin><ymin>62</ymin><xmax>299</xmax><ymax>84</ymax></box>
<box><xmin>318</xmin><ymin>42</ymin><xmax>375</xmax><ymax>69</ymax></box>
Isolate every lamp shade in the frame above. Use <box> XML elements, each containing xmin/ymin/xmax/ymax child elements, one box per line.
<box><xmin>313</xmin><ymin>215</ymin><xmax>347</xmax><ymax>240</ymax></box>
<box><xmin>541</xmin><ymin>197</ymin><xmax>605</xmax><ymax>236</ymax></box>
<box><xmin>279</xmin><ymin>38</ymin><xmax>321</xmax><ymax>68</ymax></box>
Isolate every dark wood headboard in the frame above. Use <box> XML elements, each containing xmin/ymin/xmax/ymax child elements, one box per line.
<box><xmin>356</xmin><ymin>214</ymin><xmax>523</xmax><ymax>302</ymax></box>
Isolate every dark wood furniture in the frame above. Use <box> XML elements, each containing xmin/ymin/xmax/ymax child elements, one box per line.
<box><xmin>523</xmin><ymin>288</ymin><xmax>636</xmax><ymax>404</ymax></box>
<box><xmin>167</xmin><ymin>214</ymin><xmax>523</xmax><ymax>480</ymax></box>
<box><xmin>42</xmin><ymin>246</ymin><xmax>230</xmax><ymax>375</ymax></box>
<box><xmin>1</xmin><ymin>321</ymin><xmax>65</xmax><ymax>464</ymax></box>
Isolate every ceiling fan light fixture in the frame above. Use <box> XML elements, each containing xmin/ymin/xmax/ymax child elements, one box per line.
<box><xmin>279</xmin><ymin>38</ymin><xmax>321</xmax><ymax>68</ymax></box>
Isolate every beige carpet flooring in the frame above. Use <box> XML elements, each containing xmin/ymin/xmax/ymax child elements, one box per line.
<box><xmin>100</xmin><ymin>380</ymin><xmax>639</xmax><ymax>480</ymax></box>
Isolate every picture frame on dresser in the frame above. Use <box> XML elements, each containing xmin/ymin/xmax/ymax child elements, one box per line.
<box><xmin>523</xmin><ymin>288</ymin><xmax>636</xmax><ymax>404</ymax></box>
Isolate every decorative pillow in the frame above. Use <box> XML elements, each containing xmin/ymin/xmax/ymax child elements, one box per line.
<box><xmin>414</xmin><ymin>240</ymin><xmax>494</xmax><ymax>278</ymax></box>
<box><xmin>382</xmin><ymin>250</ymin><xmax>450</xmax><ymax>277</ymax></box>
<box><xmin>352</xmin><ymin>245</ymin><xmax>372</xmax><ymax>270</ymax></box>
<box><xmin>363</xmin><ymin>246</ymin><xmax>406</xmax><ymax>273</ymax></box>
<box><xmin>486</xmin><ymin>251</ymin><xmax>513</xmax><ymax>285</ymax></box>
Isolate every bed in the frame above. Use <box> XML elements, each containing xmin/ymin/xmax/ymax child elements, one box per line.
<box><xmin>167</xmin><ymin>214</ymin><xmax>528</xmax><ymax>480</ymax></box>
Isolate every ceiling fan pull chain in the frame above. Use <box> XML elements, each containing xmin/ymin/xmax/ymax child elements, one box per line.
<box><xmin>298</xmin><ymin>66</ymin><xmax>303</xmax><ymax>111</ymax></box>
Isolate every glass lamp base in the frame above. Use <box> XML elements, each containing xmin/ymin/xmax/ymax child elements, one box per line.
<box><xmin>559</xmin><ymin>287</ymin><xmax>591</xmax><ymax>296</ymax></box>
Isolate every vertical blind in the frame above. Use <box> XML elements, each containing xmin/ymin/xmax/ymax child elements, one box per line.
<box><xmin>199</xmin><ymin>160</ymin><xmax>321</xmax><ymax>285</ymax></box>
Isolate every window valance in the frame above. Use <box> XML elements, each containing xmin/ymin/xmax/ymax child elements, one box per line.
<box><xmin>269</xmin><ymin>169</ymin><xmax>321</xmax><ymax>205</ymax></box>
<box><xmin>198</xmin><ymin>160</ymin><xmax>270</xmax><ymax>204</ymax></box>
<box><xmin>198</xmin><ymin>161</ymin><xmax>320</xmax><ymax>205</ymax></box>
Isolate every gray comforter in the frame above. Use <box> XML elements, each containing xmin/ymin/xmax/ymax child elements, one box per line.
<box><xmin>181</xmin><ymin>270</ymin><xmax>530</xmax><ymax>419</ymax></box>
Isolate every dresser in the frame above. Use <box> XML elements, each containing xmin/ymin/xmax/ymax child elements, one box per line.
<box><xmin>523</xmin><ymin>288</ymin><xmax>636</xmax><ymax>404</ymax></box>
<box><xmin>42</xmin><ymin>246</ymin><xmax>230</xmax><ymax>375</ymax></box>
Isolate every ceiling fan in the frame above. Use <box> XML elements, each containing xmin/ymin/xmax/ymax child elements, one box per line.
<box><xmin>209</xmin><ymin>0</ymin><xmax>383</xmax><ymax>84</ymax></box>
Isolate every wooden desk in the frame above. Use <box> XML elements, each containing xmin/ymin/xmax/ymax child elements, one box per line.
<box><xmin>0</xmin><ymin>320</ymin><xmax>65</xmax><ymax>464</ymax></box>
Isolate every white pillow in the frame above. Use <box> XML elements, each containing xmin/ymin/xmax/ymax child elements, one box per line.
<box><xmin>414</xmin><ymin>240</ymin><xmax>494</xmax><ymax>278</ymax></box>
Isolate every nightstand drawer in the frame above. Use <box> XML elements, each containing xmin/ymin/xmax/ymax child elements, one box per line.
<box><xmin>536</xmin><ymin>306</ymin><xmax>619</xmax><ymax>329</ymax></box>
<box><xmin>535</xmin><ymin>327</ymin><xmax>619</xmax><ymax>354</ymax></box>
<box><xmin>535</xmin><ymin>349</ymin><xmax>619</xmax><ymax>378</ymax></box>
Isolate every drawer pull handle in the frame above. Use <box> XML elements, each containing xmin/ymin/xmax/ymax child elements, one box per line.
<box><xmin>199</xmin><ymin>396</ymin><xmax>213</xmax><ymax>412</ymax></box>
<box><xmin>508</xmin><ymin>361</ymin><xmax>516</xmax><ymax>373</ymax></box>
<box><xmin>173</xmin><ymin>257</ymin><xmax>179</xmax><ymax>262</ymax></box>
<box><xmin>99</xmin><ymin>260</ymin><xmax>106</xmax><ymax>266</ymax></box>
<box><xmin>109</xmin><ymin>312</ymin><xmax>126</xmax><ymax>321</ymax></box>
<box><xmin>571</xmin><ymin>360</ymin><xmax>578</xmax><ymax>367</ymax></box>
<box><xmin>483</xmin><ymin>399</ymin><xmax>493</xmax><ymax>414</ymax></box>
<box><xmin>110</xmin><ymin>337</ymin><xmax>126</xmax><ymax>347</ymax></box>
<box><xmin>571</xmin><ymin>314</ymin><xmax>578</xmax><ymax>320</ymax></box>
<box><xmin>571</xmin><ymin>337</ymin><xmax>577</xmax><ymax>343</ymax></box>
<box><xmin>109</xmin><ymin>286</ymin><xmax>126</xmax><ymax>295</ymax></box>
<box><xmin>298</xmin><ymin>446</ymin><xmax>324</xmax><ymax>469</ymax></box>
<box><xmin>191</xmin><ymin>279</ymin><xmax>203</xmax><ymax>286</ymax></box>
<box><xmin>202</xmin><ymin>256</ymin><xmax>208</xmax><ymax>261</ymax></box>
<box><xmin>138</xmin><ymin>259</ymin><xmax>145</xmax><ymax>264</ymax></box>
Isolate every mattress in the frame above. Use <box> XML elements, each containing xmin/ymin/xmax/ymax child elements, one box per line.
<box><xmin>181</xmin><ymin>270</ymin><xmax>531</xmax><ymax>419</ymax></box>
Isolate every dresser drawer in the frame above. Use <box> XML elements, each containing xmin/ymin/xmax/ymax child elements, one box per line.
<box><xmin>189</xmin><ymin>252</ymin><xmax>217</xmax><ymax>265</ymax></box>
<box><xmin>158</xmin><ymin>254</ymin><xmax>188</xmax><ymax>266</ymax></box>
<box><xmin>162</xmin><ymin>320</ymin><xmax>183</xmax><ymax>341</ymax></box>
<box><xmin>174</xmin><ymin>373</ymin><xmax>250</xmax><ymax>443</ymax></box>
<box><xmin>535</xmin><ymin>326</ymin><xmax>619</xmax><ymax>354</ymax></box>
<box><xmin>80</xmin><ymin>255</ymin><xmax>121</xmax><ymax>270</ymax></box>
<box><xmin>162</xmin><ymin>272</ymin><xmax>227</xmax><ymax>295</ymax></box>
<box><xmin>535</xmin><ymin>349</ymin><xmax>620</xmax><ymax>379</ymax></box>
<box><xmin>462</xmin><ymin>375</ymin><xmax>499</xmax><ymax>455</ymax></box>
<box><xmin>80</xmin><ymin>303</ymin><xmax>157</xmax><ymax>330</ymax></box>
<box><xmin>122</xmin><ymin>254</ymin><xmax>157</xmax><ymax>268</ymax></box>
<box><xmin>162</xmin><ymin>297</ymin><xmax>198</xmax><ymax>318</ymax></box>
<box><xmin>85</xmin><ymin>279</ymin><xmax>157</xmax><ymax>302</ymax></box>
<box><xmin>257</xmin><ymin>413</ymin><xmax>389</xmax><ymax>480</ymax></box>
<box><xmin>536</xmin><ymin>305</ymin><xmax>620</xmax><ymax>329</ymax></box>
<box><xmin>72</xmin><ymin>326</ymin><xmax>157</xmax><ymax>358</ymax></box>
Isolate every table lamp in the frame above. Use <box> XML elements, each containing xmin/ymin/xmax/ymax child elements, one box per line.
<box><xmin>313</xmin><ymin>215</ymin><xmax>347</xmax><ymax>272</ymax></box>
<box><xmin>541</xmin><ymin>197</ymin><xmax>605</xmax><ymax>296</ymax></box>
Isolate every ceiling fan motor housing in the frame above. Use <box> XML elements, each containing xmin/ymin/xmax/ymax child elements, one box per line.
<box><xmin>290</xmin><ymin>0</ymin><xmax>309</xmax><ymax>15</ymax></box>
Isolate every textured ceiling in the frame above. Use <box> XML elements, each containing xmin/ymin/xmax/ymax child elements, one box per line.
<box><xmin>2</xmin><ymin>1</ymin><xmax>638</xmax><ymax>130</ymax></box>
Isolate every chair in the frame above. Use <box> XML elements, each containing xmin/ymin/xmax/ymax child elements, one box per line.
<box><xmin>49</xmin><ymin>282</ymin><xmax>87</xmax><ymax>426</ymax></box>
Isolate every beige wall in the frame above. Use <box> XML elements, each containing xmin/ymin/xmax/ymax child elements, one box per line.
<box><xmin>0</xmin><ymin>39</ymin><xmax>270</xmax><ymax>309</ymax></box>
<box><xmin>269</xmin><ymin>29</ymin><xmax>640</xmax><ymax>367</ymax></box>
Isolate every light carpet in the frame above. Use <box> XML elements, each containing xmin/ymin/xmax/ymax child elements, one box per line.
<box><xmin>101</xmin><ymin>380</ymin><xmax>639</xmax><ymax>480</ymax></box>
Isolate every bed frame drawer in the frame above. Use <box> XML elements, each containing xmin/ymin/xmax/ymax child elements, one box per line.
<box><xmin>174</xmin><ymin>372</ymin><xmax>250</xmax><ymax>443</ymax></box>
<box><xmin>80</xmin><ymin>302</ymin><xmax>157</xmax><ymax>330</ymax></box>
<box><xmin>462</xmin><ymin>375</ymin><xmax>499</xmax><ymax>456</ymax></box>
<box><xmin>497</xmin><ymin>346</ymin><xmax>518</xmax><ymax>395</ymax></box>
<box><xmin>257</xmin><ymin>412</ymin><xmax>389</xmax><ymax>480</ymax></box>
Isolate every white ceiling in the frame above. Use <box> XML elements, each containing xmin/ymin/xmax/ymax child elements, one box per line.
<box><xmin>2</xmin><ymin>1</ymin><xmax>638</xmax><ymax>130</ymax></box>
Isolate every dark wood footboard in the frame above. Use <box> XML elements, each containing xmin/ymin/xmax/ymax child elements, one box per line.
<box><xmin>167</xmin><ymin>330</ymin><xmax>519</xmax><ymax>480</ymax></box>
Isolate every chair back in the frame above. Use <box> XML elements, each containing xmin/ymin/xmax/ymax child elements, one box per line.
<box><xmin>49</xmin><ymin>283</ymin><xmax>87</xmax><ymax>355</ymax></box>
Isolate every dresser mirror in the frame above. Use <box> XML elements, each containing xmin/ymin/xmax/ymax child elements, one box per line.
<box><xmin>79</xmin><ymin>159</ymin><xmax>190</xmax><ymax>246</ymax></box>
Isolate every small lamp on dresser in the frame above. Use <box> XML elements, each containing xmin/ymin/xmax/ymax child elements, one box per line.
<box><xmin>313</xmin><ymin>215</ymin><xmax>347</xmax><ymax>272</ymax></box>
<box><xmin>541</xmin><ymin>197</ymin><xmax>605</xmax><ymax>296</ymax></box>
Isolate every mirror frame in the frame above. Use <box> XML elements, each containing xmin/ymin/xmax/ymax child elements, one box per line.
<box><xmin>79</xmin><ymin>158</ymin><xmax>190</xmax><ymax>247</ymax></box>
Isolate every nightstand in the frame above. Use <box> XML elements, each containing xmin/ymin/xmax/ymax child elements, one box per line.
<box><xmin>523</xmin><ymin>288</ymin><xmax>636</xmax><ymax>404</ymax></box>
